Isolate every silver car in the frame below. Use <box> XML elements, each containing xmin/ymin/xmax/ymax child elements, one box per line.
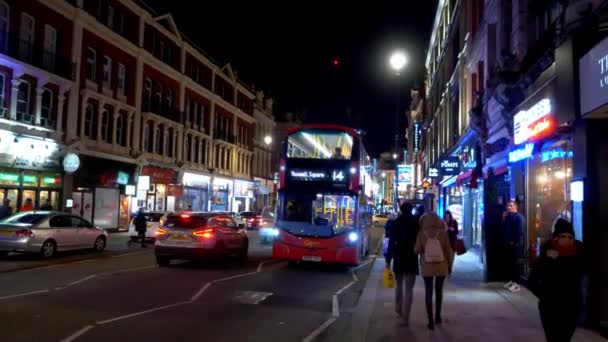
<box><xmin>154</xmin><ymin>212</ymin><xmax>248</xmax><ymax>266</ymax></box>
<box><xmin>0</xmin><ymin>211</ymin><xmax>109</xmax><ymax>258</ymax></box>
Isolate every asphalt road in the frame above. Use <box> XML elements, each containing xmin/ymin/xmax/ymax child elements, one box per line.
<box><xmin>0</xmin><ymin>227</ymin><xmax>384</xmax><ymax>342</ymax></box>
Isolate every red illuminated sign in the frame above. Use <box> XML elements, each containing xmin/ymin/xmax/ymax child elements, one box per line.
<box><xmin>527</xmin><ymin>116</ymin><xmax>555</xmax><ymax>142</ymax></box>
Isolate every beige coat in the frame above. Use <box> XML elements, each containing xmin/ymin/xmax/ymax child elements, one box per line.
<box><xmin>414</xmin><ymin>213</ymin><xmax>453</xmax><ymax>277</ymax></box>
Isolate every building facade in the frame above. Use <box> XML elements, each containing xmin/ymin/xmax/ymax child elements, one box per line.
<box><xmin>252</xmin><ymin>90</ymin><xmax>276</xmax><ymax>209</ymax></box>
<box><xmin>424</xmin><ymin>0</ymin><xmax>608</xmax><ymax>332</ymax></box>
<box><xmin>0</xmin><ymin>0</ymin><xmax>271</xmax><ymax>229</ymax></box>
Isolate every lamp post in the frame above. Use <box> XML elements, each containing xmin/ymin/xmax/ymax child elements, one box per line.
<box><xmin>263</xmin><ymin>135</ymin><xmax>272</xmax><ymax>206</ymax></box>
<box><xmin>389</xmin><ymin>51</ymin><xmax>407</xmax><ymax>210</ymax></box>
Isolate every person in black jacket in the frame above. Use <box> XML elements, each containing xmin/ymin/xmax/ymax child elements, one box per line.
<box><xmin>503</xmin><ymin>200</ymin><xmax>526</xmax><ymax>292</ymax></box>
<box><xmin>130</xmin><ymin>207</ymin><xmax>148</xmax><ymax>248</ymax></box>
<box><xmin>385</xmin><ymin>202</ymin><xmax>420</xmax><ymax>326</ymax></box>
<box><xmin>529</xmin><ymin>219</ymin><xmax>585</xmax><ymax>342</ymax></box>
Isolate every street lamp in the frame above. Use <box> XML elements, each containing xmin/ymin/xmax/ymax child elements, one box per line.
<box><xmin>264</xmin><ymin>135</ymin><xmax>272</xmax><ymax>145</ymax></box>
<box><xmin>389</xmin><ymin>50</ymin><xmax>407</xmax><ymax>209</ymax></box>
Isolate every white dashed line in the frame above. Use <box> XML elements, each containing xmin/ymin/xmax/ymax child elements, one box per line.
<box><xmin>60</xmin><ymin>325</ymin><xmax>94</xmax><ymax>342</ymax></box>
<box><xmin>302</xmin><ymin>317</ymin><xmax>336</xmax><ymax>342</ymax></box>
<box><xmin>0</xmin><ymin>289</ymin><xmax>50</xmax><ymax>301</ymax></box>
<box><xmin>66</xmin><ymin>275</ymin><xmax>96</xmax><ymax>287</ymax></box>
<box><xmin>189</xmin><ymin>282</ymin><xmax>212</xmax><ymax>302</ymax></box>
<box><xmin>96</xmin><ymin>301</ymin><xmax>190</xmax><ymax>325</ymax></box>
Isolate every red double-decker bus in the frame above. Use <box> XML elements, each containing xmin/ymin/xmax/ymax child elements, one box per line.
<box><xmin>272</xmin><ymin>124</ymin><xmax>374</xmax><ymax>265</ymax></box>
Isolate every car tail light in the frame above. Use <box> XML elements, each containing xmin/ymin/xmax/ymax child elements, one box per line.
<box><xmin>249</xmin><ymin>218</ymin><xmax>255</xmax><ymax>223</ymax></box>
<box><xmin>180</xmin><ymin>214</ymin><xmax>191</xmax><ymax>218</ymax></box>
<box><xmin>193</xmin><ymin>228</ymin><xmax>214</xmax><ymax>239</ymax></box>
<box><xmin>155</xmin><ymin>228</ymin><xmax>168</xmax><ymax>236</ymax></box>
<box><xmin>15</xmin><ymin>229</ymin><xmax>33</xmax><ymax>237</ymax></box>
<box><xmin>159</xmin><ymin>218</ymin><xmax>165</xmax><ymax>226</ymax></box>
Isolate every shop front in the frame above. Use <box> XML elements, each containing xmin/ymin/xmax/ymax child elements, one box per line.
<box><xmin>140</xmin><ymin>166</ymin><xmax>178</xmax><ymax>212</ymax></box>
<box><xmin>507</xmin><ymin>80</ymin><xmax>573</xmax><ymax>277</ymax></box>
<box><xmin>233</xmin><ymin>179</ymin><xmax>254</xmax><ymax>213</ymax></box>
<box><xmin>0</xmin><ymin>130</ymin><xmax>64</xmax><ymax>213</ymax></box>
<box><xmin>210</xmin><ymin>177</ymin><xmax>232</xmax><ymax>212</ymax></box>
<box><xmin>71</xmin><ymin>155</ymin><xmax>137</xmax><ymax>229</ymax></box>
<box><xmin>253</xmin><ymin>177</ymin><xmax>273</xmax><ymax>211</ymax></box>
<box><xmin>181</xmin><ymin>172</ymin><xmax>210</xmax><ymax>211</ymax></box>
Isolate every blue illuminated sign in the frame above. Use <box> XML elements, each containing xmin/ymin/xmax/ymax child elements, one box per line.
<box><xmin>508</xmin><ymin>143</ymin><xmax>534</xmax><ymax>163</ymax></box>
<box><xmin>541</xmin><ymin>149</ymin><xmax>573</xmax><ymax>163</ymax></box>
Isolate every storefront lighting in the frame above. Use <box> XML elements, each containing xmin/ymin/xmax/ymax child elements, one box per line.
<box><xmin>125</xmin><ymin>185</ymin><xmax>136</xmax><ymax>196</ymax></box>
<box><xmin>23</xmin><ymin>175</ymin><xmax>37</xmax><ymax>183</ymax></box>
<box><xmin>571</xmin><ymin>181</ymin><xmax>584</xmax><ymax>202</ymax></box>
<box><xmin>541</xmin><ymin>149</ymin><xmax>573</xmax><ymax>163</ymax></box>
<box><xmin>42</xmin><ymin>177</ymin><xmax>60</xmax><ymax>184</ymax></box>
<box><xmin>0</xmin><ymin>173</ymin><xmax>18</xmax><ymax>182</ymax></box>
<box><xmin>555</xmin><ymin>171</ymin><xmax>566</xmax><ymax>179</ymax></box>
<box><xmin>508</xmin><ymin>143</ymin><xmax>534</xmax><ymax>163</ymax></box>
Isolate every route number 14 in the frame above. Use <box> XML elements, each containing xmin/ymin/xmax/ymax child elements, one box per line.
<box><xmin>332</xmin><ymin>171</ymin><xmax>344</xmax><ymax>181</ymax></box>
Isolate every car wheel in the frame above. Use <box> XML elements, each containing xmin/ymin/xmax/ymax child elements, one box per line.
<box><xmin>94</xmin><ymin>236</ymin><xmax>106</xmax><ymax>252</ymax></box>
<box><xmin>40</xmin><ymin>240</ymin><xmax>56</xmax><ymax>259</ymax></box>
<box><xmin>156</xmin><ymin>256</ymin><xmax>171</xmax><ymax>267</ymax></box>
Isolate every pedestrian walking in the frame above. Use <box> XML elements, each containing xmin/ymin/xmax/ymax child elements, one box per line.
<box><xmin>39</xmin><ymin>199</ymin><xmax>53</xmax><ymax>210</ymax></box>
<box><xmin>444</xmin><ymin>210</ymin><xmax>459</xmax><ymax>268</ymax></box>
<box><xmin>415</xmin><ymin>212</ymin><xmax>453</xmax><ymax>330</ymax></box>
<box><xmin>503</xmin><ymin>200</ymin><xmax>526</xmax><ymax>292</ymax></box>
<box><xmin>20</xmin><ymin>198</ymin><xmax>34</xmax><ymax>212</ymax></box>
<box><xmin>529</xmin><ymin>219</ymin><xmax>585</xmax><ymax>342</ymax></box>
<box><xmin>385</xmin><ymin>202</ymin><xmax>420</xmax><ymax>326</ymax></box>
<box><xmin>129</xmin><ymin>207</ymin><xmax>147</xmax><ymax>248</ymax></box>
<box><xmin>0</xmin><ymin>199</ymin><xmax>12</xmax><ymax>220</ymax></box>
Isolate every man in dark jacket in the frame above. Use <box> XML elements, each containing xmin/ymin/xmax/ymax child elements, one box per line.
<box><xmin>131</xmin><ymin>207</ymin><xmax>147</xmax><ymax>248</ymax></box>
<box><xmin>503</xmin><ymin>200</ymin><xmax>526</xmax><ymax>291</ymax></box>
<box><xmin>0</xmin><ymin>199</ymin><xmax>12</xmax><ymax>220</ymax></box>
<box><xmin>386</xmin><ymin>202</ymin><xmax>420</xmax><ymax>325</ymax></box>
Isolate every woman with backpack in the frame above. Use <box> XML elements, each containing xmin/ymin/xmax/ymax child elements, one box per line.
<box><xmin>415</xmin><ymin>212</ymin><xmax>453</xmax><ymax>330</ymax></box>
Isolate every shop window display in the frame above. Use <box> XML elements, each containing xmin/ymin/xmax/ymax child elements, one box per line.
<box><xmin>526</xmin><ymin>140</ymin><xmax>572</xmax><ymax>267</ymax></box>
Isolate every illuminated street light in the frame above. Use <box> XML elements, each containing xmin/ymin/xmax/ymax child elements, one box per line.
<box><xmin>264</xmin><ymin>135</ymin><xmax>272</xmax><ymax>145</ymax></box>
<box><xmin>392</xmin><ymin>153</ymin><xmax>398</xmax><ymax>160</ymax></box>
<box><xmin>389</xmin><ymin>51</ymin><xmax>407</xmax><ymax>74</ymax></box>
<box><xmin>382</xmin><ymin>172</ymin><xmax>386</xmax><ymax>178</ymax></box>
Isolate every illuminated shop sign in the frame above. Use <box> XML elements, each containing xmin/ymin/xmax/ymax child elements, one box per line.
<box><xmin>508</xmin><ymin>143</ymin><xmax>535</xmax><ymax>163</ymax></box>
<box><xmin>428</xmin><ymin>168</ymin><xmax>439</xmax><ymax>178</ymax></box>
<box><xmin>580</xmin><ymin>37</ymin><xmax>608</xmax><ymax>116</ymax></box>
<box><xmin>439</xmin><ymin>157</ymin><xmax>460</xmax><ymax>176</ymax></box>
<box><xmin>541</xmin><ymin>148</ymin><xmax>573</xmax><ymax>163</ymax></box>
<box><xmin>397</xmin><ymin>165</ymin><xmax>413</xmax><ymax>185</ymax></box>
<box><xmin>413</xmin><ymin>123</ymin><xmax>422</xmax><ymax>152</ymax></box>
<box><xmin>513</xmin><ymin>98</ymin><xmax>555</xmax><ymax>144</ymax></box>
<box><xmin>289</xmin><ymin>169</ymin><xmax>347</xmax><ymax>182</ymax></box>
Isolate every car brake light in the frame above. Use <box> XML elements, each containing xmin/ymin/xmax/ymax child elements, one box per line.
<box><xmin>193</xmin><ymin>228</ymin><xmax>214</xmax><ymax>239</ymax></box>
<box><xmin>180</xmin><ymin>214</ymin><xmax>191</xmax><ymax>218</ymax></box>
<box><xmin>15</xmin><ymin>229</ymin><xmax>33</xmax><ymax>237</ymax></box>
<box><xmin>159</xmin><ymin>218</ymin><xmax>165</xmax><ymax>226</ymax></box>
<box><xmin>155</xmin><ymin>228</ymin><xmax>168</xmax><ymax>236</ymax></box>
<box><xmin>249</xmin><ymin>218</ymin><xmax>255</xmax><ymax>222</ymax></box>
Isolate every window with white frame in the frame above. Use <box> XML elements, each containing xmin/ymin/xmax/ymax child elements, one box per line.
<box><xmin>0</xmin><ymin>73</ymin><xmax>5</xmax><ymax>112</ymax></box>
<box><xmin>185</xmin><ymin>135</ymin><xmax>191</xmax><ymax>161</ymax></box>
<box><xmin>143</xmin><ymin>122</ymin><xmax>151</xmax><ymax>152</ymax></box>
<box><xmin>16</xmin><ymin>80</ymin><xmax>31</xmax><ymax>121</ymax></box>
<box><xmin>115</xmin><ymin>112</ymin><xmax>123</xmax><ymax>146</ymax></box>
<box><xmin>87</xmin><ymin>48</ymin><xmax>97</xmax><ymax>81</ymax></box>
<box><xmin>154</xmin><ymin>83</ymin><xmax>162</xmax><ymax>112</ymax></box>
<box><xmin>143</xmin><ymin>78</ymin><xmax>152</xmax><ymax>110</ymax></box>
<box><xmin>166</xmin><ymin>88</ymin><xmax>173</xmax><ymax>111</ymax></box>
<box><xmin>200</xmin><ymin>104</ymin><xmax>206</xmax><ymax>129</ymax></box>
<box><xmin>43</xmin><ymin>25</ymin><xmax>56</xmax><ymax>70</ymax></box>
<box><xmin>117</xmin><ymin>63</ymin><xmax>126</xmax><ymax>96</ymax></box>
<box><xmin>101</xmin><ymin>110</ymin><xmax>110</xmax><ymax>143</ymax></box>
<box><xmin>154</xmin><ymin>126</ymin><xmax>161</xmax><ymax>154</ymax></box>
<box><xmin>107</xmin><ymin>6</ymin><xmax>114</xmax><ymax>29</ymax></box>
<box><xmin>19</xmin><ymin>13</ymin><xmax>35</xmax><ymax>61</ymax></box>
<box><xmin>0</xmin><ymin>1</ymin><xmax>9</xmax><ymax>53</ymax></box>
<box><xmin>41</xmin><ymin>88</ymin><xmax>54</xmax><ymax>127</ymax></box>
<box><xmin>163</xmin><ymin>128</ymin><xmax>170</xmax><ymax>156</ymax></box>
<box><xmin>102</xmin><ymin>56</ymin><xmax>112</xmax><ymax>88</ymax></box>
<box><xmin>84</xmin><ymin>104</ymin><xmax>95</xmax><ymax>137</ymax></box>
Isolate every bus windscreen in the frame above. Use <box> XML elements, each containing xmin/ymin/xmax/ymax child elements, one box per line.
<box><xmin>287</xmin><ymin>131</ymin><xmax>353</xmax><ymax>160</ymax></box>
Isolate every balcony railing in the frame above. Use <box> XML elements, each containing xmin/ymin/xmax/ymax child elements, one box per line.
<box><xmin>214</xmin><ymin>130</ymin><xmax>236</xmax><ymax>144</ymax></box>
<box><xmin>6</xmin><ymin>39</ymin><xmax>75</xmax><ymax>80</ymax></box>
<box><xmin>142</xmin><ymin>102</ymin><xmax>182</xmax><ymax>123</ymax></box>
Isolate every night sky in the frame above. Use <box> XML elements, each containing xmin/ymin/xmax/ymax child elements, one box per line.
<box><xmin>143</xmin><ymin>1</ymin><xmax>437</xmax><ymax>156</ymax></box>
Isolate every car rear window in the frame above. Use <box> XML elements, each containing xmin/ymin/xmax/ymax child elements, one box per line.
<box><xmin>2</xmin><ymin>213</ymin><xmax>49</xmax><ymax>224</ymax></box>
<box><xmin>144</xmin><ymin>213</ymin><xmax>164</xmax><ymax>222</ymax></box>
<box><xmin>240</xmin><ymin>212</ymin><xmax>256</xmax><ymax>217</ymax></box>
<box><xmin>164</xmin><ymin>214</ymin><xmax>208</xmax><ymax>229</ymax></box>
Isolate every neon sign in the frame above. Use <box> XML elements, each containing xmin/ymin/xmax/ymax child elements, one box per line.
<box><xmin>508</xmin><ymin>143</ymin><xmax>534</xmax><ymax>163</ymax></box>
<box><xmin>541</xmin><ymin>148</ymin><xmax>573</xmax><ymax>162</ymax></box>
<box><xmin>513</xmin><ymin>98</ymin><xmax>554</xmax><ymax>144</ymax></box>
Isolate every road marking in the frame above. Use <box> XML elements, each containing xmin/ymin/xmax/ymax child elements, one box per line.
<box><xmin>111</xmin><ymin>250</ymin><xmax>149</xmax><ymax>258</ymax></box>
<box><xmin>0</xmin><ymin>289</ymin><xmax>50</xmax><ymax>301</ymax></box>
<box><xmin>335</xmin><ymin>280</ymin><xmax>356</xmax><ymax>296</ymax></box>
<box><xmin>212</xmin><ymin>271</ymin><xmax>258</xmax><ymax>283</ymax></box>
<box><xmin>96</xmin><ymin>301</ymin><xmax>190</xmax><ymax>325</ymax></box>
<box><xmin>189</xmin><ymin>282</ymin><xmax>212</xmax><ymax>302</ymax></box>
<box><xmin>332</xmin><ymin>295</ymin><xmax>339</xmax><ymax>317</ymax></box>
<box><xmin>102</xmin><ymin>265</ymin><xmax>156</xmax><ymax>275</ymax></box>
<box><xmin>232</xmin><ymin>291</ymin><xmax>273</xmax><ymax>305</ymax></box>
<box><xmin>60</xmin><ymin>325</ymin><xmax>94</xmax><ymax>342</ymax></box>
<box><xmin>301</xmin><ymin>317</ymin><xmax>336</xmax><ymax>342</ymax></box>
<box><xmin>66</xmin><ymin>275</ymin><xmax>96</xmax><ymax>287</ymax></box>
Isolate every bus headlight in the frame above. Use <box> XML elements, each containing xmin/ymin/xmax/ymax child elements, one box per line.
<box><xmin>261</xmin><ymin>228</ymin><xmax>280</xmax><ymax>237</ymax></box>
<box><xmin>348</xmin><ymin>232</ymin><xmax>358</xmax><ymax>242</ymax></box>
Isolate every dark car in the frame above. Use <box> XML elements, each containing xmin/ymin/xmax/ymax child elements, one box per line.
<box><xmin>154</xmin><ymin>212</ymin><xmax>248</xmax><ymax>266</ymax></box>
<box><xmin>240</xmin><ymin>211</ymin><xmax>263</xmax><ymax>229</ymax></box>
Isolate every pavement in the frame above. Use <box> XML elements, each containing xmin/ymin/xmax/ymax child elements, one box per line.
<box><xmin>0</xmin><ymin>227</ymin><xmax>384</xmax><ymax>342</ymax></box>
<box><xmin>319</xmin><ymin>250</ymin><xmax>607</xmax><ymax>342</ymax></box>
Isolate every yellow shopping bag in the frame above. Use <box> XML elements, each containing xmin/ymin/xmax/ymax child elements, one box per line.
<box><xmin>383</xmin><ymin>268</ymin><xmax>395</xmax><ymax>288</ymax></box>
